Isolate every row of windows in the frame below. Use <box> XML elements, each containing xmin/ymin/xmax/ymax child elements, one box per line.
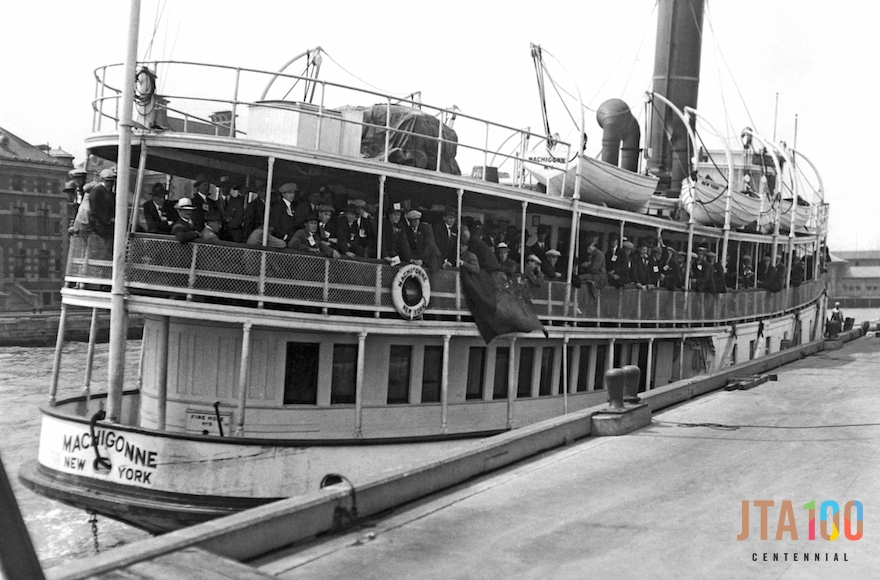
<box><xmin>3</xmin><ymin>175</ymin><xmax>61</xmax><ymax>194</ymax></box>
<box><xmin>282</xmin><ymin>342</ymin><xmax>609</xmax><ymax>406</ymax></box>
<box><xmin>2</xmin><ymin>251</ymin><xmax>63</xmax><ymax>278</ymax></box>
<box><xmin>5</xmin><ymin>208</ymin><xmax>63</xmax><ymax>236</ymax></box>
<box><xmin>840</xmin><ymin>285</ymin><xmax>880</xmax><ymax>292</ymax></box>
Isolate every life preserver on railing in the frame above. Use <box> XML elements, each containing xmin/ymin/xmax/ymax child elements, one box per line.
<box><xmin>391</xmin><ymin>264</ymin><xmax>431</xmax><ymax>320</ymax></box>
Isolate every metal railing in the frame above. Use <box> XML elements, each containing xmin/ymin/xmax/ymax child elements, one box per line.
<box><xmin>66</xmin><ymin>234</ymin><xmax>824</xmax><ymax>325</ymax></box>
<box><xmin>91</xmin><ymin>60</ymin><xmax>569</xmax><ymax>189</ymax></box>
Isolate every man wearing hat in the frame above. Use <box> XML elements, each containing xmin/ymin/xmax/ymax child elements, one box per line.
<box><xmin>631</xmin><ymin>242</ymin><xmax>654</xmax><ymax>288</ymax></box>
<box><xmin>171</xmin><ymin>198</ymin><xmax>201</xmax><ymax>243</ymax></box>
<box><xmin>350</xmin><ymin>199</ymin><xmax>376</xmax><ymax>257</ymax></box>
<box><xmin>381</xmin><ymin>202</ymin><xmax>411</xmax><ymax>265</ymax></box>
<box><xmin>737</xmin><ymin>254</ymin><xmax>755</xmax><ymax>288</ymax></box>
<box><xmin>316</xmin><ymin>204</ymin><xmax>338</xmax><ymax>248</ymax></box>
<box><xmin>528</xmin><ymin>225</ymin><xmax>557</xmax><ymax>279</ymax></box>
<box><xmin>495</xmin><ymin>242</ymin><xmax>519</xmax><ymax>275</ymax></box>
<box><xmin>707</xmin><ymin>251</ymin><xmax>725</xmax><ymax>294</ymax></box>
<box><xmin>221</xmin><ymin>182</ymin><xmax>247</xmax><ymax>243</ymax></box>
<box><xmin>243</xmin><ymin>186</ymin><xmax>286</xmax><ymax>249</ymax></box>
<box><xmin>143</xmin><ymin>182</ymin><xmax>177</xmax><ymax>234</ymax></box>
<box><xmin>89</xmin><ymin>167</ymin><xmax>117</xmax><ymax>237</ymax></box>
<box><xmin>524</xmin><ymin>253</ymin><xmax>545</xmax><ymax>291</ymax></box>
<box><xmin>289</xmin><ymin>213</ymin><xmax>340</xmax><ymax>258</ymax></box>
<box><xmin>404</xmin><ymin>209</ymin><xmax>442</xmax><ymax>271</ymax></box>
<box><xmin>608</xmin><ymin>239</ymin><xmax>634</xmax><ymax>288</ymax></box>
<box><xmin>433</xmin><ymin>206</ymin><xmax>459</xmax><ymax>267</ymax></box>
<box><xmin>192</xmin><ymin>173</ymin><xmax>220</xmax><ymax>233</ymax></box>
<box><xmin>605</xmin><ymin>232</ymin><xmax>622</xmax><ymax>274</ymax></box>
<box><xmin>692</xmin><ymin>246</ymin><xmax>712</xmax><ymax>292</ymax></box>
<box><xmin>294</xmin><ymin>190</ymin><xmax>323</xmax><ymax>230</ymax></box>
<box><xmin>577</xmin><ymin>235</ymin><xmax>606</xmax><ymax>291</ymax></box>
<box><xmin>68</xmin><ymin>167</ymin><xmax>88</xmax><ymax>209</ymax></box>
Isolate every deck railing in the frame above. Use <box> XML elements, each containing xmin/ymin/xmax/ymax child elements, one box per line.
<box><xmin>91</xmin><ymin>60</ymin><xmax>572</xmax><ymax>189</ymax></box>
<box><xmin>65</xmin><ymin>235</ymin><xmax>824</xmax><ymax>325</ymax></box>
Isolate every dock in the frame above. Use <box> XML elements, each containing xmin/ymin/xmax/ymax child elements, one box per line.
<box><xmin>31</xmin><ymin>327</ymin><xmax>879</xmax><ymax>580</ymax></box>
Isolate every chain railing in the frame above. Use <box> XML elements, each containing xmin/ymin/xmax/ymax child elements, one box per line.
<box><xmin>68</xmin><ymin>234</ymin><xmax>824</xmax><ymax>325</ymax></box>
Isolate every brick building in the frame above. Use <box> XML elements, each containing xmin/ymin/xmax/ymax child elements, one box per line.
<box><xmin>0</xmin><ymin>126</ymin><xmax>73</xmax><ymax>311</ymax></box>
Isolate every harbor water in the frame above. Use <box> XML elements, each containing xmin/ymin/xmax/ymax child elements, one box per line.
<box><xmin>2</xmin><ymin>307</ymin><xmax>878</xmax><ymax>571</ymax></box>
<box><xmin>0</xmin><ymin>339</ymin><xmax>149</xmax><ymax>570</ymax></box>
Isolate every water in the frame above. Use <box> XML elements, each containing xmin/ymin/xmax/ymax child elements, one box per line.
<box><xmin>0</xmin><ymin>340</ymin><xmax>150</xmax><ymax>571</ymax></box>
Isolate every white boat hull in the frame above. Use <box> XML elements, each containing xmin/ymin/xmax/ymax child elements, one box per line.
<box><xmin>680</xmin><ymin>179</ymin><xmax>772</xmax><ymax>231</ymax></box>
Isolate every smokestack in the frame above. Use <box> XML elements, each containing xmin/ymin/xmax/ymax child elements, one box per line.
<box><xmin>647</xmin><ymin>0</ymin><xmax>705</xmax><ymax>196</ymax></box>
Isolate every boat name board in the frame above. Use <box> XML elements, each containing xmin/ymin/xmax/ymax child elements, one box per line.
<box><xmin>41</xmin><ymin>416</ymin><xmax>162</xmax><ymax>488</ymax></box>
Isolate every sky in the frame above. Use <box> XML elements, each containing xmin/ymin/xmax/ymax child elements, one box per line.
<box><xmin>2</xmin><ymin>0</ymin><xmax>876</xmax><ymax>251</ymax></box>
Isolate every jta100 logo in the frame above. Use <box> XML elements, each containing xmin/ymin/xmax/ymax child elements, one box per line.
<box><xmin>737</xmin><ymin>500</ymin><xmax>863</xmax><ymax>541</ymax></box>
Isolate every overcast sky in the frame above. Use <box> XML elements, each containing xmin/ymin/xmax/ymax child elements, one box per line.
<box><xmin>2</xmin><ymin>1</ymin><xmax>876</xmax><ymax>250</ymax></box>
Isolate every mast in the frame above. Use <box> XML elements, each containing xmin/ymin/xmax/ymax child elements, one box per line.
<box><xmin>647</xmin><ymin>0</ymin><xmax>705</xmax><ymax>196</ymax></box>
<box><xmin>106</xmin><ymin>0</ymin><xmax>141</xmax><ymax>422</ymax></box>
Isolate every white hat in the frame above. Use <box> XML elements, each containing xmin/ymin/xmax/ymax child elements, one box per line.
<box><xmin>496</xmin><ymin>242</ymin><xmax>509</xmax><ymax>250</ymax></box>
<box><xmin>99</xmin><ymin>167</ymin><xmax>117</xmax><ymax>180</ymax></box>
<box><xmin>175</xmin><ymin>197</ymin><xmax>195</xmax><ymax>210</ymax></box>
<box><xmin>546</xmin><ymin>249</ymin><xmax>561</xmax><ymax>258</ymax></box>
<box><xmin>405</xmin><ymin>209</ymin><xmax>422</xmax><ymax>220</ymax></box>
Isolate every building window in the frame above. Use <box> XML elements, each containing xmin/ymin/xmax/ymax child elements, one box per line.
<box><xmin>539</xmin><ymin>347</ymin><xmax>555</xmax><ymax>396</ymax></box>
<box><xmin>39</xmin><ymin>208</ymin><xmax>49</xmax><ymax>235</ymax></box>
<box><xmin>387</xmin><ymin>345</ymin><xmax>412</xmax><ymax>404</ymax></box>
<box><xmin>12</xmin><ymin>207</ymin><xmax>23</xmax><ymax>235</ymax></box>
<box><xmin>330</xmin><ymin>344</ymin><xmax>357</xmax><ymax>405</ymax></box>
<box><xmin>421</xmin><ymin>346</ymin><xmax>443</xmax><ymax>403</ymax></box>
<box><xmin>11</xmin><ymin>175</ymin><xmax>23</xmax><ymax>191</ymax></box>
<box><xmin>14</xmin><ymin>250</ymin><xmax>26</xmax><ymax>278</ymax></box>
<box><xmin>54</xmin><ymin>221</ymin><xmax>61</xmax><ymax>235</ymax></box>
<box><xmin>37</xmin><ymin>178</ymin><xmax>47</xmax><ymax>193</ymax></box>
<box><xmin>38</xmin><ymin>250</ymin><xmax>49</xmax><ymax>278</ymax></box>
<box><xmin>517</xmin><ymin>347</ymin><xmax>535</xmax><ymax>398</ymax></box>
<box><xmin>283</xmin><ymin>342</ymin><xmax>319</xmax><ymax>405</ymax></box>
<box><xmin>493</xmin><ymin>347</ymin><xmax>510</xmax><ymax>400</ymax></box>
<box><xmin>465</xmin><ymin>347</ymin><xmax>486</xmax><ymax>400</ymax></box>
<box><xmin>54</xmin><ymin>258</ymin><xmax>62</xmax><ymax>273</ymax></box>
<box><xmin>42</xmin><ymin>292</ymin><xmax>53</xmax><ymax>306</ymax></box>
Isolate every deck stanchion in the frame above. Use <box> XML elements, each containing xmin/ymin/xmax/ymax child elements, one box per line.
<box><xmin>384</xmin><ymin>100</ymin><xmax>391</xmax><ymax>162</ymax></box>
<box><xmin>129</xmin><ymin>141</ymin><xmax>149</xmax><ymax>233</ymax></box>
<box><xmin>49</xmin><ymin>304</ymin><xmax>68</xmax><ymax>406</ymax></box>
<box><xmin>607</xmin><ymin>338</ymin><xmax>616</xmax><ymax>371</ymax></box>
<box><xmin>441</xmin><ymin>334</ymin><xmax>450</xmax><ymax>432</ymax></box>
<box><xmin>231</xmin><ymin>68</ymin><xmax>240</xmax><ymax>137</ymax></box>
<box><xmin>355</xmin><ymin>332</ymin><xmax>367</xmax><ymax>436</ymax></box>
<box><xmin>645</xmin><ymin>337</ymin><xmax>655</xmax><ymax>391</ymax></box>
<box><xmin>456</xmin><ymin>188</ymin><xmax>464</xmax><ymax>316</ymax></box>
<box><xmin>376</xmin><ymin>175</ymin><xmax>386</xmax><ymax>264</ymax></box>
<box><xmin>520</xmin><ymin>201</ymin><xmax>528</xmax><ymax>274</ymax></box>
<box><xmin>234</xmin><ymin>322</ymin><xmax>252</xmax><ymax>437</ymax></box>
<box><xmin>82</xmin><ymin>307</ymin><xmax>99</xmax><ymax>406</ymax></box>
<box><xmin>506</xmin><ymin>337</ymin><xmax>517</xmax><ymax>429</ymax></box>
<box><xmin>156</xmin><ymin>316</ymin><xmax>170</xmax><ymax>430</ymax></box>
<box><xmin>562</xmin><ymin>335</ymin><xmax>569</xmax><ymax>414</ymax></box>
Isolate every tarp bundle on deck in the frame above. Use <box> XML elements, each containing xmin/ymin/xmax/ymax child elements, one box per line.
<box><xmin>461</xmin><ymin>270</ymin><xmax>547</xmax><ymax>343</ymax></box>
<box><xmin>359</xmin><ymin>104</ymin><xmax>460</xmax><ymax>175</ymax></box>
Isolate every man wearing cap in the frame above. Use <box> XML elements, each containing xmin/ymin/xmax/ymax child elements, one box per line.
<box><xmin>707</xmin><ymin>251</ymin><xmax>725</xmax><ymax>294</ymax></box>
<box><xmin>294</xmin><ymin>190</ymin><xmax>323</xmax><ymax>230</ymax></box>
<box><xmin>605</xmin><ymin>232</ymin><xmax>621</xmax><ymax>274</ymax></box>
<box><xmin>336</xmin><ymin>204</ymin><xmax>367</xmax><ymax>258</ymax></box>
<box><xmin>289</xmin><ymin>213</ymin><xmax>340</xmax><ymax>258</ymax></box>
<box><xmin>528</xmin><ymin>225</ymin><xmax>558</xmax><ymax>279</ymax></box>
<box><xmin>659</xmin><ymin>248</ymin><xmax>682</xmax><ymax>290</ymax></box>
<box><xmin>89</xmin><ymin>167</ymin><xmax>117</xmax><ymax>237</ymax></box>
<box><xmin>577</xmin><ymin>235</ymin><xmax>606</xmax><ymax>291</ymax></box>
<box><xmin>244</xmin><ymin>187</ymin><xmax>286</xmax><ymax>249</ymax></box>
<box><xmin>544</xmin><ymin>249</ymin><xmax>563</xmax><ymax>280</ymax></box>
<box><xmin>317</xmin><ymin>204</ymin><xmax>338</xmax><ymax>248</ymax></box>
<box><xmin>737</xmin><ymin>254</ymin><xmax>755</xmax><ymax>288</ymax></box>
<box><xmin>404</xmin><ymin>209</ymin><xmax>442</xmax><ymax>271</ymax></box>
<box><xmin>692</xmin><ymin>246</ymin><xmax>712</xmax><ymax>292</ymax></box>
<box><xmin>143</xmin><ymin>182</ymin><xmax>177</xmax><ymax>234</ymax></box>
<box><xmin>381</xmin><ymin>202</ymin><xmax>411</xmax><ymax>265</ymax></box>
<box><xmin>350</xmin><ymin>199</ymin><xmax>376</xmax><ymax>258</ymax></box>
<box><xmin>433</xmin><ymin>207</ymin><xmax>459</xmax><ymax>268</ymax></box>
<box><xmin>171</xmin><ymin>198</ymin><xmax>201</xmax><ymax>243</ymax></box>
<box><xmin>631</xmin><ymin>242</ymin><xmax>654</xmax><ymax>289</ymax></box>
<box><xmin>524</xmin><ymin>254</ymin><xmax>545</xmax><ymax>291</ymax></box>
<box><xmin>495</xmin><ymin>242</ymin><xmax>519</xmax><ymax>275</ymax></box>
<box><xmin>269</xmin><ymin>183</ymin><xmax>299</xmax><ymax>244</ymax></box>
<box><xmin>68</xmin><ymin>168</ymin><xmax>88</xmax><ymax>208</ymax></box>
<box><xmin>608</xmin><ymin>240</ymin><xmax>634</xmax><ymax>288</ymax></box>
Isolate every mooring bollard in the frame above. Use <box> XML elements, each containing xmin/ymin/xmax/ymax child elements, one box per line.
<box><xmin>826</xmin><ymin>319</ymin><xmax>841</xmax><ymax>340</ymax></box>
<box><xmin>622</xmin><ymin>364</ymin><xmax>641</xmax><ymax>404</ymax></box>
<box><xmin>604</xmin><ymin>368</ymin><xmax>625</xmax><ymax>410</ymax></box>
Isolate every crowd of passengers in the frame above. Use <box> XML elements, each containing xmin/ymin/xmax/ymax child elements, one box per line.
<box><xmin>70</xmin><ymin>169</ymin><xmax>810</xmax><ymax>294</ymax></box>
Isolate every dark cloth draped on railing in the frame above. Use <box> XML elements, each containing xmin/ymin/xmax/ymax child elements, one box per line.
<box><xmin>460</xmin><ymin>270</ymin><xmax>547</xmax><ymax>343</ymax></box>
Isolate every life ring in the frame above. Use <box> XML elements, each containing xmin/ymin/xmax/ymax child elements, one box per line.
<box><xmin>391</xmin><ymin>264</ymin><xmax>431</xmax><ymax>320</ymax></box>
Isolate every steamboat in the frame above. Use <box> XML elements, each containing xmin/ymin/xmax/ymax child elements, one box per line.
<box><xmin>20</xmin><ymin>0</ymin><xmax>828</xmax><ymax>532</ymax></box>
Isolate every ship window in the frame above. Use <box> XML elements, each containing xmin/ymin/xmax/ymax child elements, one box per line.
<box><xmin>539</xmin><ymin>347</ymin><xmax>555</xmax><ymax>396</ymax></box>
<box><xmin>331</xmin><ymin>344</ymin><xmax>357</xmax><ymax>405</ymax></box>
<box><xmin>749</xmin><ymin>340</ymin><xmax>756</xmax><ymax>360</ymax></box>
<box><xmin>421</xmin><ymin>346</ymin><xmax>443</xmax><ymax>403</ymax></box>
<box><xmin>593</xmin><ymin>344</ymin><xmax>608</xmax><ymax>389</ymax></box>
<box><xmin>517</xmin><ymin>347</ymin><xmax>535</xmax><ymax>398</ymax></box>
<box><xmin>575</xmin><ymin>346</ymin><xmax>588</xmax><ymax>392</ymax></box>
<box><xmin>387</xmin><ymin>345</ymin><xmax>412</xmax><ymax>404</ymax></box>
<box><xmin>466</xmin><ymin>347</ymin><xmax>486</xmax><ymax>400</ymax></box>
<box><xmin>765</xmin><ymin>337</ymin><xmax>772</xmax><ymax>355</ymax></box>
<box><xmin>283</xmin><ymin>342</ymin><xmax>319</xmax><ymax>405</ymax></box>
<box><xmin>493</xmin><ymin>347</ymin><xmax>510</xmax><ymax>400</ymax></box>
<box><xmin>731</xmin><ymin>344</ymin><xmax>738</xmax><ymax>365</ymax></box>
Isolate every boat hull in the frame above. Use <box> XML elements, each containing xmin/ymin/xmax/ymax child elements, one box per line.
<box><xmin>19</xmin><ymin>409</ymin><xmax>485</xmax><ymax>532</ymax></box>
<box><xmin>528</xmin><ymin>155</ymin><xmax>659</xmax><ymax>211</ymax></box>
